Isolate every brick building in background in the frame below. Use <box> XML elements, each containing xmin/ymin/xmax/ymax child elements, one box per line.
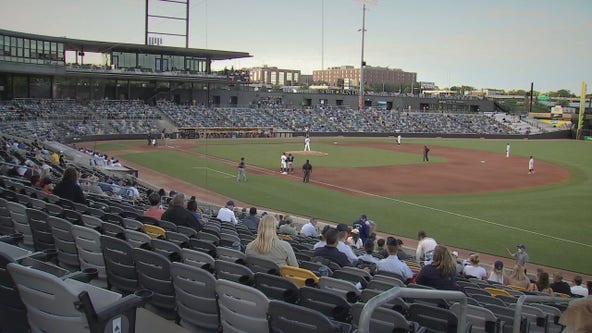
<box><xmin>313</xmin><ymin>65</ymin><xmax>416</xmax><ymax>89</ymax></box>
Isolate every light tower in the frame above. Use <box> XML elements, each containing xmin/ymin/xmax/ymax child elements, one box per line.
<box><xmin>356</xmin><ymin>0</ymin><xmax>377</xmax><ymax>111</ymax></box>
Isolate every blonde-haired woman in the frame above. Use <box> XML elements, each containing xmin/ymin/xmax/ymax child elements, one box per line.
<box><xmin>245</xmin><ymin>215</ymin><xmax>298</xmax><ymax>267</ymax></box>
<box><xmin>415</xmin><ymin>245</ymin><xmax>460</xmax><ymax>290</ymax></box>
<box><xmin>507</xmin><ymin>265</ymin><xmax>534</xmax><ymax>290</ymax></box>
<box><xmin>463</xmin><ymin>254</ymin><xmax>488</xmax><ymax>280</ymax></box>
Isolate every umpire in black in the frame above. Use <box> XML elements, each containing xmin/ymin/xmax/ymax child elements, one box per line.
<box><xmin>302</xmin><ymin>159</ymin><xmax>312</xmax><ymax>183</ymax></box>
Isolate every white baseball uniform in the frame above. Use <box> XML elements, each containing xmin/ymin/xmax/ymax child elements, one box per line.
<box><xmin>304</xmin><ymin>137</ymin><xmax>311</xmax><ymax>151</ymax></box>
<box><xmin>528</xmin><ymin>157</ymin><xmax>535</xmax><ymax>174</ymax></box>
<box><xmin>281</xmin><ymin>153</ymin><xmax>287</xmax><ymax>173</ymax></box>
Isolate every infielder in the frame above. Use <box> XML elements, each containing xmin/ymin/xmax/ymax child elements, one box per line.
<box><xmin>397</xmin><ymin>134</ymin><xmax>402</xmax><ymax>145</ymax></box>
<box><xmin>528</xmin><ymin>156</ymin><xmax>535</xmax><ymax>174</ymax></box>
<box><xmin>506</xmin><ymin>143</ymin><xmax>511</xmax><ymax>158</ymax></box>
<box><xmin>304</xmin><ymin>135</ymin><xmax>311</xmax><ymax>151</ymax></box>
<box><xmin>280</xmin><ymin>152</ymin><xmax>288</xmax><ymax>174</ymax></box>
<box><xmin>236</xmin><ymin>157</ymin><xmax>247</xmax><ymax>182</ymax></box>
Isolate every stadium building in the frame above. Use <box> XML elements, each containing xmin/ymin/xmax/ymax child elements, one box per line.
<box><xmin>0</xmin><ymin>29</ymin><xmax>251</xmax><ymax>104</ymax></box>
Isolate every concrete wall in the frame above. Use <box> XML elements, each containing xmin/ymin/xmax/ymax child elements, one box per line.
<box><xmin>209</xmin><ymin>89</ymin><xmax>495</xmax><ymax>112</ymax></box>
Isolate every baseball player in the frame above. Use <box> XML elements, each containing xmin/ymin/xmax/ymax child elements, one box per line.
<box><xmin>506</xmin><ymin>143</ymin><xmax>511</xmax><ymax>158</ymax></box>
<box><xmin>304</xmin><ymin>135</ymin><xmax>311</xmax><ymax>151</ymax></box>
<box><xmin>397</xmin><ymin>134</ymin><xmax>402</xmax><ymax>145</ymax></box>
<box><xmin>236</xmin><ymin>157</ymin><xmax>247</xmax><ymax>182</ymax></box>
<box><xmin>287</xmin><ymin>153</ymin><xmax>294</xmax><ymax>173</ymax></box>
<box><xmin>423</xmin><ymin>145</ymin><xmax>430</xmax><ymax>162</ymax></box>
<box><xmin>528</xmin><ymin>156</ymin><xmax>535</xmax><ymax>174</ymax></box>
<box><xmin>280</xmin><ymin>152</ymin><xmax>288</xmax><ymax>174</ymax></box>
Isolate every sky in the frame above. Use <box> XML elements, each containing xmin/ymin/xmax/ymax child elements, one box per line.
<box><xmin>1</xmin><ymin>0</ymin><xmax>591</xmax><ymax>94</ymax></box>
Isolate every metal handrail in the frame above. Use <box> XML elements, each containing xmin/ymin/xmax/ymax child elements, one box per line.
<box><xmin>357</xmin><ymin>287</ymin><xmax>467</xmax><ymax>333</ymax></box>
<box><xmin>513</xmin><ymin>295</ymin><xmax>572</xmax><ymax>333</ymax></box>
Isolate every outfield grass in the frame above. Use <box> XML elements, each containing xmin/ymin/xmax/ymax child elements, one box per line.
<box><xmin>100</xmin><ymin>138</ymin><xmax>592</xmax><ymax>274</ymax></box>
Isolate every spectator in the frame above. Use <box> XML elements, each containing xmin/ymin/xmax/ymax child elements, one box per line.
<box><xmin>463</xmin><ymin>254</ymin><xmax>488</xmax><ymax>280</ymax></box>
<box><xmin>29</xmin><ymin>174</ymin><xmax>41</xmax><ymax>188</ymax></box>
<box><xmin>416</xmin><ymin>245</ymin><xmax>460</xmax><ymax>290</ymax></box>
<box><xmin>243</xmin><ymin>207</ymin><xmax>260</xmax><ymax>233</ymax></box>
<box><xmin>346</xmin><ymin>229</ymin><xmax>363</xmax><ymax>249</ymax></box>
<box><xmin>39</xmin><ymin>177</ymin><xmax>53</xmax><ymax>194</ymax></box>
<box><xmin>53</xmin><ymin>167</ymin><xmax>88</xmax><ymax>204</ymax></box>
<box><xmin>278</xmin><ymin>217</ymin><xmax>297</xmax><ymax>236</ymax></box>
<box><xmin>335</xmin><ymin>223</ymin><xmax>358</xmax><ymax>264</ymax></box>
<box><xmin>245</xmin><ymin>215</ymin><xmax>298</xmax><ymax>267</ymax></box>
<box><xmin>550</xmin><ymin>272</ymin><xmax>572</xmax><ymax>296</ymax></box>
<box><xmin>357</xmin><ymin>239</ymin><xmax>380</xmax><ymax>264</ymax></box>
<box><xmin>80</xmin><ymin>174</ymin><xmax>104</xmax><ymax>195</ymax></box>
<box><xmin>300</xmin><ymin>218</ymin><xmax>318</xmax><ymax>238</ymax></box>
<box><xmin>396</xmin><ymin>239</ymin><xmax>414</xmax><ymax>261</ymax></box>
<box><xmin>376</xmin><ymin>237</ymin><xmax>414</xmax><ymax>283</ymax></box>
<box><xmin>216</xmin><ymin>200</ymin><xmax>238</xmax><ymax>225</ymax></box>
<box><xmin>124</xmin><ymin>179</ymin><xmax>141</xmax><ymax>202</ymax></box>
<box><xmin>570</xmin><ymin>276</ymin><xmax>589</xmax><ymax>297</ymax></box>
<box><xmin>451</xmin><ymin>251</ymin><xmax>464</xmax><ymax>275</ymax></box>
<box><xmin>507</xmin><ymin>265</ymin><xmax>533</xmax><ymax>290</ymax></box>
<box><xmin>161</xmin><ymin>193</ymin><xmax>203</xmax><ymax>231</ymax></box>
<box><xmin>416</xmin><ymin>230</ymin><xmax>437</xmax><ymax>264</ymax></box>
<box><xmin>375</xmin><ymin>238</ymin><xmax>387</xmax><ymax>258</ymax></box>
<box><xmin>535</xmin><ymin>272</ymin><xmax>553</xmax><ymax>294</ymax></box>
<box><xmin>559</xmin><ymin>297</ymin><xmax>592</xmax><ymax>333</ymax></box>
<box><xmin>144</xmin><ymin>192</ymin><xmax>166</xmax><ymax>220</ymax></box>
<box><xmin>313</xmin><ymin>225</ymin><xmax>332</xmax><ymax>249</ymax></box>
<box><xmin>313</xmin><ymin>227</ymin><xmax>352</xmax><ymax>267</ymax></box>
<box><xmin>186</xmin><ymin>200</ymin><xmax>203</xmax><ymax>223</ymax></box>
<box><xmin>487</xmin><ymin>260</ymin><xmax>507</xmax><ymax>285</ymax></box>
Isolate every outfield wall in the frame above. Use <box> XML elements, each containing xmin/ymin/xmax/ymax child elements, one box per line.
<box><xmin>70</xmin><ymin>129</ymin><xmax>571</xmax><ymax>144</ymax></box>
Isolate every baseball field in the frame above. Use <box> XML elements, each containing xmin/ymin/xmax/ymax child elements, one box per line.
<box><xmin>93</xmin><ymin>137</ymin><xmax>592</xmax><ymax>275</ymax></box>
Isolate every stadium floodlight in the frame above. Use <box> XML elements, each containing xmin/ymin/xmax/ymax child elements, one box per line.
<box><xmin>145</xmin><ymin>0</ymin><xmax>191</xmax><ymax>48</ymax></box>
<box><xmin>355</xmin><ymin>0</ymin><xmax>377</xmax><ymax>111</ymax></box>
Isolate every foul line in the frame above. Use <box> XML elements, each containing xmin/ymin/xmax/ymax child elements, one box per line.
<box><xmin>309</xmin><ymin>178</ymin><xmax>592</xmax><ymax>249</ymax></box>
<box><xmin>192</xmin><ymin>166</ymin><xmax>234</xmax><ymax>178</ymax></box>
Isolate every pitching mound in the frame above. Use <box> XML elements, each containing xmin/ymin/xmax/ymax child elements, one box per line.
<box><xmin>287</xmin><ymin>150</ymin><xmax>328</xmax><ymax>156</ymax></box>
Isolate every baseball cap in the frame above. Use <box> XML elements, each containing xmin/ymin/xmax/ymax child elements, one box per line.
<box><xmin>350</xmin><ymin>228</ymin><xmax>359</xmax><ymax>234</ymax></box>
<box><xmin>361</xmin><ymin>214</ymin><xmax>367</xmax><ymax>219</ymax></box>
<box><xmin>321</xmin><ymin>225</ymin><xmax>332</xmax><ymax>235</ymax></box>
<box><xmin>517</xmin><ymin>244</ymin><xmax>526</xmax><ymax>249</ymax></box>
<box><xmin>226</xmin><ymin>200</ymin><xmax>235</xmax><ymax>206</ymax></box>
<box><xmin>494</xmin><ymin>261</ymin><xmax>504</xmax><ymax>270</ymax></box>
<box><xmin>386</xmin><ymin>237</ymin><xmax>398</xmax><ymax>246</ymax></box>
<box><xmin>336</xmin><ymin>224</ymin><xmax>349</xmax><ymax>232</ymax></box>
<box><xmin>452</xmin><ymin>251</ymin><xmax>459</xmax><ymax>257</ymax></box>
